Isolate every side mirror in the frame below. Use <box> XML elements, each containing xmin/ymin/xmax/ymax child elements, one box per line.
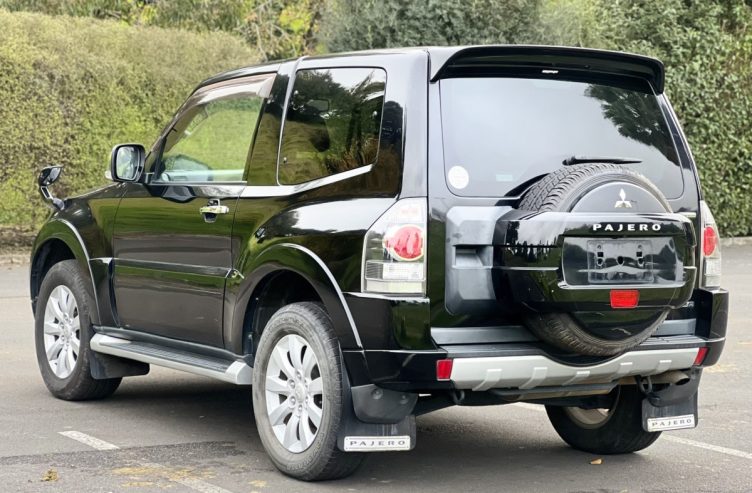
<box><xmin>38</xmin><ymin>165</ymin><xmax>65</xmax><ymax>211</ymax></box>
<box><xmin>38</xmin><ymin>166</ymin><xmax>63</xmax><ymax>188</ymax></box>
<box><xmin>110</xmin><ymin>144</ymin><xmax>145</xmax><ymax>182</ymax></box>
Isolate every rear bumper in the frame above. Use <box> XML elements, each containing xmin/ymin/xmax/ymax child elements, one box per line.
<box><xmin>343</xmin><ymin>288</ymin><xmax>728</xmax><ymax>393</ymax></box>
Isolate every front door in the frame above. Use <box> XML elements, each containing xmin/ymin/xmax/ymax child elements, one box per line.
<box><xmin>111</xmin><ymin>74</ymin><xmax>275</xmax><ymax>346</ymax></box>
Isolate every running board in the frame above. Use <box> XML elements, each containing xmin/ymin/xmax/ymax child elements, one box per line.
<box><xmin>90</xmin><ymin>334</ymin><xmax>252</xmax><ymax>385</ymax></box>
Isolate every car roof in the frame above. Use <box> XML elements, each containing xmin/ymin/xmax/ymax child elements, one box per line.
<box><xmin>197</xmin><ymin>45</ymin><xmax>665</xmax><ymax>94</ymax></box>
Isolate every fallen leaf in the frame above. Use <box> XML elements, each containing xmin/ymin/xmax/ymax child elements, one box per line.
<box><xmin>42</xmin><ymin>469</ymin><xmax>58</xmax><ymax>482</ymax></box>
<box><xmin>590</xmin><ymin>458</ymin><xmax>603</xmax><ymax>465</ymax></box>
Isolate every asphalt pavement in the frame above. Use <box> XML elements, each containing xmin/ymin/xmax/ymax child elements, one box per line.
<box><xmin>1</xmin><ymin>246</ymin><xmax>751</xmax><ymax>492</ymax></box>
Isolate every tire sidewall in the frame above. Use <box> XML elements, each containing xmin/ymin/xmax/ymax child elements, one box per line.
<box><xmin>34</xmin><ymin>260</ymin><xmax>97</xmax><ymax>398</ymax></box>
<box><xmin>546</xmin><ymin>385</ymin><xmax>661</xmax><ymax>454</ymax></box>
<box><xmin>252</xmin><ymin>303</ymin><xmax>347</xmax><ymax>478</ymax></box>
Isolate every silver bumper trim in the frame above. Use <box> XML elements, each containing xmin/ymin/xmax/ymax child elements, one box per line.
<box><xmin>449</xmin><ymin>348</ymin><xmax>700</xmax><ymax>391</ymax></box>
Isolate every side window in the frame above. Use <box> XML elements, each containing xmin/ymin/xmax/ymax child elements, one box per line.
<box><xmin>154</xmin><ymin>76</ymin><xmax>272</xmax><ymax>183</ymax></box>
<box><xmin>278</xmin><ymin>67</ymin><xmax>386</xmax><ymax>185</ymax></box>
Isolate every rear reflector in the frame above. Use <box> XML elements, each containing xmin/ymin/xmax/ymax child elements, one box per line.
<box><xmin>436</xmin><ymin>359</ymin><xmax>454</xmax><ymax>381</ymax></box>
<box><xmin>610</xmin><ymin>289</ymin><xmax>639</xmax><ymax>309</ymax></box>
<box><xmin>693</xmin><ymin>347</ymin><xmax>709</xmax><ymax>366</ymax></box>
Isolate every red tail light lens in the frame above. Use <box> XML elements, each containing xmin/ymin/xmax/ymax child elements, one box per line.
<box><xmin>436</xmin><ymin>359</ymin><xmax>454</xmax><ymax>381</ymax></box>
<box><xmin>384</xmin><ymin>225</ymin><xmax>424</xmax><ymax>261</ymax></box>
<box><xmin>693</xmin><ymin>347</ymin><xmax>709</xmax><ymax>366</ymax></box>
<box><xmin>703</xmin><ymin>225</ymin><xmax>718</xmax><ymax>257</ymax></box>
<box><xmin>610</xmin><ymin>289</ymin><xmax>639</xmax><ymax>309</ymax></box>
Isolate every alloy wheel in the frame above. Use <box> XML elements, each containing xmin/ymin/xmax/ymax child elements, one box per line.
<box><xmin>43</xmin><ymin>285</ymin><xmax>81</xmax><ymax>379</ymax></box>
<box><xmin>264</xmin><ymin>334</ymin><xmax>324</xmax><ymax>453</ymax></box>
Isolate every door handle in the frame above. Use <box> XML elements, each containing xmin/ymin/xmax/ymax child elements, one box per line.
<box><xmin>199</xmin><ymin>205</ymin><xmax>229</xmax><ymax>215</ymax></box>
<box><xmin>200</xmin><ymin>199</ymin><xmax>229</xmax><ymax>223</ymax></box>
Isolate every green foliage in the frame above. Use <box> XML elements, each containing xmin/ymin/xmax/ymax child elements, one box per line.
<box><xmin>0</xmin><ymin>9</ymin><xmax>255</xmax><ymax>229</ymax></box>
<box><xmin>322</xmin><ymin>0</ymin><xmax>542</xmax><ymax>51</ymax></box>
<box><xmin>0</xmin><ymin>0</ymin><xmax>323</xmax><ymax>60</ymax></box>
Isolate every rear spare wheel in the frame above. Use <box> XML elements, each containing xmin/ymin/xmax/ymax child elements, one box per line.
<box><xmin>499</xmin><ymin>163</ymin><xmax>695</xmax><ymax>356</ymax></box>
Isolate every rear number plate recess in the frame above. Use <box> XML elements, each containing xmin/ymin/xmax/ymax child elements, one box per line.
<box><xmin>587</xmin><ymin>240</ymin><xmax>653</xmax><ymax>284</ymax></box>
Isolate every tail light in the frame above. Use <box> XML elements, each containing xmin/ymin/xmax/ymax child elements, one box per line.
<box><xmin>362</xmin><ymin>198</ymin><xmax>426</xmax><ymax>295</ymax></box>
<box><xmin>700</xmin><ymin>201</ymin><xmax>722</xmax><ymax>287</ymax></box>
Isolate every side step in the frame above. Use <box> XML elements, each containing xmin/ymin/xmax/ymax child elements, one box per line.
<box><xmin>90</xmin><ymin>334</ymin><xmax>252</xmax><ymax>385</ymax></box>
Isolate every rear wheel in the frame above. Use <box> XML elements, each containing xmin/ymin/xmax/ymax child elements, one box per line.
<box><xmin>545</xmin><ymin>384</ymin><xmax>660</xmax><ymax>454</ymax></box>
<box><xmin>252</xmin><ymin>302</ymin><xmax>365</xmax><ymax>480</ymax></box>
<box><xmin>35</xmin><ymin>260</ymin><xmax>121</xmax><ymax>400</ymax></box>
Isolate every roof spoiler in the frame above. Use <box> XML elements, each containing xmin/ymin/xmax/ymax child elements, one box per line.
<box><xmin>430</xmin><ymin>45</ymin><xmax>665</xmax><ymax>94</ymax></box>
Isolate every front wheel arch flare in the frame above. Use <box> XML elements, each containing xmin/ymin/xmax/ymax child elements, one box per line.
<box><xmin>31</xmin><ymin>225</ymin><xmax>94</xmax><ymax>319</ymax></box>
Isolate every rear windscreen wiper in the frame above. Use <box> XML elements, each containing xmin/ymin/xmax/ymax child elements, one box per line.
<box><xmin>563</xmin><ymin>156</ymin><xmax>642</xmax><ymax>166</ymax></box>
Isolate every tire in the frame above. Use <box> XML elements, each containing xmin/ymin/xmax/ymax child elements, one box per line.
<box><xmin>252</xmin><ymin>302</ymin><xmax>366</xmax><ymax>481</ymax></box>
<box><xmin>546</xmin><ymin>385</ymin><xmax>661</xmax><ymax>454</ymax></box>
<box><xmin>35</xmin><ymin>260</ymin><xmax>121</xmax><ymax>400</ymax></box>
<box><xmin>519</xmin><ymin>163</ymin><xmax>671</xmax><ymax>356</ymax></box>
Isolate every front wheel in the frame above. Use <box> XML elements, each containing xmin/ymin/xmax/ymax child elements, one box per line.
<box><xmin>546</xmin><ymin>385</ymin><xmax>660</xmax><ymax>454</ymax></box>
<box><xmin>35</xmin><ymin>260</ymin><xmax>121</xmax><ymax>400</ymax></box>
<box><xmin>252</xmin><ymin>302</ymin><xmax>365</xmax><ymax>481</ymax></box>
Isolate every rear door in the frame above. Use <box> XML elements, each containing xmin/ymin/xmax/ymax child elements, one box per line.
<box><xmin>426</xmin><ymin>48</ymin><xmax>701</xmax><ymax>338</ymax></box>
<box><xmin>111</xmin><ymin>74</ymin><xmax>275</xmax><ymax>346</ymax></box>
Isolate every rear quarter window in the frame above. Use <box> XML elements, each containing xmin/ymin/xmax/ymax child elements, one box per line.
<box><xmin>278</xmin><ymin>67</ymin><xmax>386</xmax><ymax>185</ymax></box>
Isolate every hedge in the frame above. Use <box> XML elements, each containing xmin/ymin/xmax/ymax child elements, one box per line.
<box><xmin>0</xmin><ymin>10</ymin><xmax>256</xmax><ymax>233</ymax></box>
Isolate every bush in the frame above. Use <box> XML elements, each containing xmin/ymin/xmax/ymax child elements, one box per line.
<box><xmin>0</xmin><ymin>10</ymin><xmax>256</xmax><ymax>233</ymax></box>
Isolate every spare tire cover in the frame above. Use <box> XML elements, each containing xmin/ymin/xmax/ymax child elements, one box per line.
<box><xmin>518</xmin><ymin>163</ymin><xmax>674</xmax><ymax>356</ymax></box>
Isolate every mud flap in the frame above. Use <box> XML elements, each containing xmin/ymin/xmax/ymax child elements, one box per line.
<box><xmin>336</xmin><ymin>384</ymin><xmax>416</xmax><ymax>453</ymax></box>
<box><xmin>641</xmin><ymin>370</ymin><xmax>700</xmax><ymax>432</ymax></box>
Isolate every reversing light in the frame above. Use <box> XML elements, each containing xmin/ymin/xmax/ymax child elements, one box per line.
<box><xmin>693</xmin><ymin>347</ymin><xmax>709</xmax><ymax>366</ymax></box>
<box><xmin>436</xmin><ymin>359</ymin><xmax>453</xmax><ymax>381</ymax></box>
<box><xmin>610</xmin><ymin>289</ymin><xmax>639</xmax><ymax>309</ymax></box>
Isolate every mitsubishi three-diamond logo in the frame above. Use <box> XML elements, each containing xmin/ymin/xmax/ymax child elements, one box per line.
<box><xmin>614</xmin><ymin>188</ymin><xmax>633</xmax><ymax>208</ymax></box>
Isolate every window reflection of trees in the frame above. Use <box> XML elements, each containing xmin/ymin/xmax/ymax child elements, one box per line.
<box><xmin>280</xmin><ymin>68</ymin><xmax>386</xmax><ymax>185</ymax></box>
<box><xmin>585</xmin><ymin>85</ymin><xmax>679</xmax><ymax>165</ymax></box>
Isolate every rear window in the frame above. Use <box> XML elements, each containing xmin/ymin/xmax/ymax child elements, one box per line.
<box><xmin>439</xmin><ymin>77</ymin><xmax>683</xmax><ymax>198</ymax></box>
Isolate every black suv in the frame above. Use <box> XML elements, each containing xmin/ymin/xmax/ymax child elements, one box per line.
<box><xmin>30</xmin><ymin>45</ymin><xmax>728</xmax><ymax>481</ymax></box>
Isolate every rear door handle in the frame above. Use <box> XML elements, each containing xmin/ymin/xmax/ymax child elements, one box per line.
<box><xmin>200</xmin><ymin>199</ymin><xmax>229</xmax><ymax>223</ymax></box>
<box><xmin>199</xmin><ymin>205</ymin><xmax>229</xmax><ymax>215</ymax></box>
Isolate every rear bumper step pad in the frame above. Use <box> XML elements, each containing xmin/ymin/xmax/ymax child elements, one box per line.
<box><xmin>450</xmin><ymin>347</ymin><xmax>699</xmax><ymax>391</ymax></box>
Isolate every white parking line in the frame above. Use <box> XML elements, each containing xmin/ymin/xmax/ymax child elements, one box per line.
<box><xmin>511</xmin><ymin>402</ymin><xmax>752</xmax><ymax>461</ymax></box>
<box><xmin>58</xmin><ymin>431</ymin><xmax>236</xmax><ymax>493</ymax></box>
<box><xmin>663</xmin><ymin>435</ymin><xmax>752</xmax><ymax>461</ymax></box>
<box><xmin>58</xmin><ymin>431</ymin><xmax>119</xmax><ymax>450</ymax></box>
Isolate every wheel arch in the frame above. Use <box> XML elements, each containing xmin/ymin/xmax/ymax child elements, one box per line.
<box><xmin>229</xmin><ymin>243</ymin><xmax>362</xmax><ymax>357</ymax></box>
<box><xmin>30</xmin><ymin>219</ymin><xmax>100</xmax><ymax>323</ymax></box>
